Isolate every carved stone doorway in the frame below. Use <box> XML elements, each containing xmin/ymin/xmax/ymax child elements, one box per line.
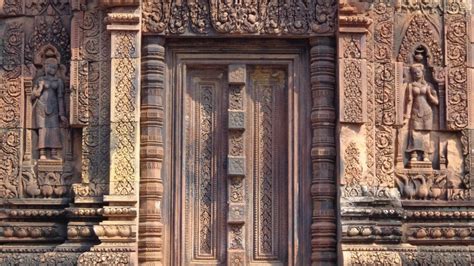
<box><xmin>163</xmin><ymin>40</ymin><xmax>312</xmax><ymax>265</ymax></box>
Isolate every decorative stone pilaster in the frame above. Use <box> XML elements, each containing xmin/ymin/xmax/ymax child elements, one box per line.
<box><xmin>226</xmin><ymin>64</ymin><xmax>247</xmax><ymax>264</ymax></box>
<box><xmin>138</xmin><ymin>37</ymin><xmax>165</xmax><ymax>264</ymax></box>
<box><xmin>309</xmin><ymin>37</ymin><xmax>337</xmax><ymax>265</ymax></box>
<box><xmin>78</xmin><ymin>7</ymin><xmax>141</xmax><ymax>265</ymax></box>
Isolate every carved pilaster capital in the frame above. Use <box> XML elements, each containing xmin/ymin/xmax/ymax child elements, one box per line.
<box><xmin>338</xmin><ymin>2</ymin><xmax>372</xmax><ymax>32</ymax></box>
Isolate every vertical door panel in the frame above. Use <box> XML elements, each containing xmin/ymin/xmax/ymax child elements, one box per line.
<box><xmin>184</xmin><ymin>68</ymin><xmax>227</xmax><ymax>265</ymax></box>
<box><xmin>182</xmin><ymin>65</ymin><xmax>289</xmax><ymax>265</ymax></box>
<box><xmin>248</xmin><ymin>66</ymin><xmax>288</xmax><ymax>265</ymax></box>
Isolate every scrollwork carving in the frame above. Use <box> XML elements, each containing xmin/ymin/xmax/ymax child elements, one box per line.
<box><xmin>343</xmin><ymin>142</ymin><xmax>363</xmax><ymax>196</ymax></box>
<box><xmin>142</xmin><ymin>0</ymin><xmax>337</xmax><ymax>35</ymax></box>
<box><xmin>445</xmin><ymin>15</ymin><xmax>468</xmax><ymax>130</ymax></box>
<box><xmin>397</xmin><ymin>14</ymin><xmax>443</xmax><ymax>66</ymax></box>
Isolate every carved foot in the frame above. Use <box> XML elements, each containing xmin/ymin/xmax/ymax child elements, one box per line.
<box><xmin>39</xmin><ymin>150</ymin><xmax>47</xmax><ymax>160</ymax></box>
<box><xmin>50</xmin><ymin>149</ymin><xmax>60</xmax><ymax>160</ymax></box>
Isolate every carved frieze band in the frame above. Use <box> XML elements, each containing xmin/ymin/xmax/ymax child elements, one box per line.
<box><xmin>142</xmin><ymin>0</ymin><xmax>337</xmax><ymax>36</ymax></box>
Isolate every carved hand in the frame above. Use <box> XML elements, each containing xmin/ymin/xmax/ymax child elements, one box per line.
<box><xmin>60</xmin><ymin>115</ymin><xmax>69</xmax><ymax>127</ymax></box>
<box><xmin>33</xmin><ymin>81</ymin><xmax>44</xmax><ymax>97</ymax></box>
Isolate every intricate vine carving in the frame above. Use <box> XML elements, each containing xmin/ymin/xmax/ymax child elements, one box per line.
<box><xmin>375</xmin><ymin>125</ymin><xmax>395</xmax><ymax>187</ymax></box>
<box><xmin>350</xmin><ymin>251</ymin><xmax>402</xmax><ymax>265</ymax></box>
<box><xmin>198</xmin><ymin>84</ymin><xmax>215</xmax><ymax>255</ymax></box>
<box><xmin>142</xmin><ymin>0</ymin><xmax>337</xmax><ymax>35</ymax></box>
<box><xmin>445</xmin><ymin>15</ymin><xmax>468</xmax><ymax>130</ymax></box>
<box><xmin>26</xmin><ymin>16</ymin><xmax>70</xmax><ymax>66</ymax></box>
<box><xmin>343</xmin><ymin>142</ymin><xmax>363</xmax><ymax>196</ymax></box>
<box><xmin>397</xmin><ymin>14</ymin><xmax>443</xmax><ymax>66</ymax></box>
<box><xmin>255</xmin><ymin>84</ymin><xmax>274</xmax><ymax>256</ymax></box>
<box><xmin>0</xmin><ymin>130</ymin><xmax>20</xmax><ymax>199</ymax></box>
<box><xmin>343</xmin><ymin>60</ymin><xmax>363</xmax><ymax>122</ymax></box>
<box><xmin>2</xmin><ymin>0</ymin><xmax>22</xmax><ymax>15</ymax></box>
<box><xmin>78</xmin><ymin>251</ymin><xmax>130</xmax><ymax>265</ymax></box>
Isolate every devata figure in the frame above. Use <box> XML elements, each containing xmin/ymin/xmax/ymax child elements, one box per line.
<box><xmin>404</xmin><ymin>63</ymin><xmax>439</xmax><ymax>162</ymax></box>
<box><xmin>31</xmin><ymin>55</ymin><xmax>68</xmax><ymax>160</ymax></box>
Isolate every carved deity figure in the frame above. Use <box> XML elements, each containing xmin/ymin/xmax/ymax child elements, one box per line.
<box><xmin>403</xmin><ymin>63</ymin><xmax>438</xmax><ymax>162</ymax></box>
<box><xmin>31</xmin><ymin>53</ymin><xmax>67</xmax><ymax>160</ymax></box>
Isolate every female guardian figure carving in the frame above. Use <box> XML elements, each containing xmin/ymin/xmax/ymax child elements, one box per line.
<box><xmin>31</xmin><ymin>50</ymin><xmax>68</xmax><ymax>160</ymax></box>
<box><xmin>404</xmin><ymin>62</ymin><xmax>439</xmax><ymax>162</ymax></box>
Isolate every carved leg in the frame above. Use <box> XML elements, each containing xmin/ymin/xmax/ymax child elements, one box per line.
<box><xmin>50</xmin><ymin>149</ymin><xmax>59</xmax><ymax>160</ymax></box>
<box><xmin>39</xmin><ymin>149</ymin><xmax>47</xmax><ymax>160</ymax></box>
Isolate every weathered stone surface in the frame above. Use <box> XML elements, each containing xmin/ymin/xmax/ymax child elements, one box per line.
<box><xmin>0</xmin><ymin>0</ymin><xmax>472</xmax><ymax>264</ymax></box>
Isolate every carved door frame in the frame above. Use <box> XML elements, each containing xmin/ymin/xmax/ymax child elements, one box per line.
<box><xmin>162</xmin><ymin>39</ymin><xmax>312</xmax><ymax>265</ymax></box>
<box><xmin>139</xmin><ymin>36</ymin><xmax>337</xmax><ymax>264</ymax></box>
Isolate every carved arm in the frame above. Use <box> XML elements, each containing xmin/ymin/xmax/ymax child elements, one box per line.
<box><xmin>31</xmin><ymin>80</ymin><xmax>44</xmax><ymax>100</ymax></box>
<box><xmin>427</xmin><ymin>84</ymin><xmax>439</xmax><ymax>106</ymax></box>
<box><xmin>404</xmin><ymin>83</ymin><xmax>413</xmax><ymax>123</ymax></box>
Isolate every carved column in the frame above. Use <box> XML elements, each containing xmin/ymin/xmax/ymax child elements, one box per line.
<box><xmin>138</xmin><ymin>37</ymin><xmax>165</xmax><ymax>264</ymax></box>
<box><xmin>78</xmin><ymin>6</ymin><xmax>141</xmax><ymax>265</ymax></box>
<box><xmin>309</xmin><ymin>37</ymin><xmax>337</xmax><ymax>265</ymax></box>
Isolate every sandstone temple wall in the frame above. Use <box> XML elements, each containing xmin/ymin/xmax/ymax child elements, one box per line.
<box><xmin>0</xmin><ymin>0</ymin><xmax>472</xmax><ymax>265</ymax></box>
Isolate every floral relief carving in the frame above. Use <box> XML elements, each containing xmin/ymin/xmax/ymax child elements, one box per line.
<box><xmin>397</xmin><ymin>14</ymin><xmax>443</xmax><ymax>66</ymax></box>
<box><xmin>0</xmin><ymin>130</ymin><xmax>20</xmax><ymax>199</ymax></box>
<box><xmin>373</xmin><ymin>3</ymin><xmax>393</xmax><ymax>63</ymax></box>
<box><xmin>445</xmin><ymin>15</ymin><xmax>468</xmax><ymax>130</ymax></box>
<box><xmin>2</xmin><ymin>0</ymin><xmax>22</xmax><ymax>15</ymax></box>
<box><xmin>343</xmin><ymin>142</ymin><xmax>364</xmax><ymax>197</ymax></box>
<box><xmin>343</xmin><ymin>60</ymin><xmax>363</xmax><ymax>123</ymax></box>
<box><xmin>110</xmin><ymin>32</ymin><xmax>138</xmax><ymax>196</ymax></box>
<box><xmin>255</xmin><ymin>84</ymin><xmax>274</xmax><ymax>256</ymax></box>
<box><xmin>343</xmin><ymin>36</ymin><xmax>361</xmax><ymax>59</ymax></box>
<box><xmin>142</xmin><ymin>0</ymin><xmax>337</xmax><ymax>35</ymax></box>
<box><xmin>197</xmin><ymin>84</ymin><xmax>215</xmax><ymax>256</ymax></box>
<box><xmin>26</xmin><ymin>16</ymin><xmax>71</xmax><ymax>66</ymax></box>
<box><xmin>350</xmin><ymin>251</ymin><xmax>402</xmax><ymax>265</ymax></box>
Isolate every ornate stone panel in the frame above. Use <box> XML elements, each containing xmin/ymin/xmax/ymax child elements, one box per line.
<box><xmin>167</xmin><ymin>45</ymin><xmax>309</xmax><ymax>264</ymax></box>
<box><xmin>248</xmin><ymin>66</ymin><xmax>288</xmax><ymax>262</ymax></box>
<box><xmin>142</xmin><ymin>0</ymin><xmax>337</xmax><ymax>35</ymax></box>
<box><xmin>340</xmin><ymin>0</ymin><xmax>474</xmax><ymax>263</ymax></box>
<box><xmin>1</xmin><ymin>0</ymin><xmax>473</xmax><ymax>264</ymax></box>
<box><xmin>184</xmin><ymin>68</ymin><xmax>227</xmax><ymax>264</ymax></box>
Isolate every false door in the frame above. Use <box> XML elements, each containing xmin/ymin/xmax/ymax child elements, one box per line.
<box><xmin>181</xmin><ymin>64</ymin><xmax>289</xmax><ymax>265</ymax></box>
